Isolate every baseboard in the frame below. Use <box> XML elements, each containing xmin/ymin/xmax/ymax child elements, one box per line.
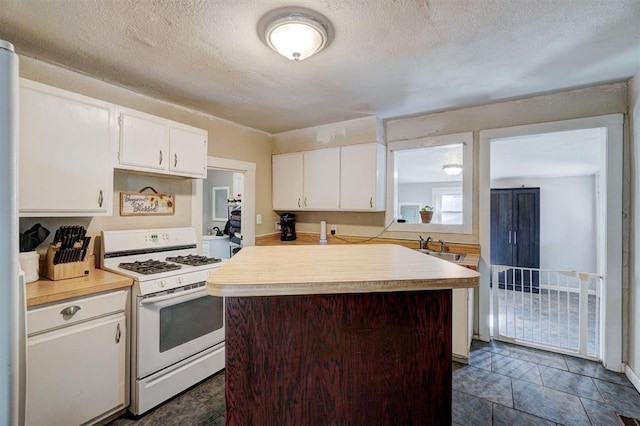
<box><xmin>626</xmin><ymin>364</ymin><xmax>640</xmax><ymax>393</ymax></box>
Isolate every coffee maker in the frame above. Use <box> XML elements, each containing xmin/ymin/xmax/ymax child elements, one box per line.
<box><xmin>279</xmin><ymin>213</ymin><xmax>296</xmax><ymax>241</ymax></box>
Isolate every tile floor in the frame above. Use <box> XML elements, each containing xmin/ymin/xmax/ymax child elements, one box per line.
<box><xmin>109</xmin><ymin>340</ymin><xmax>640</xmax><ymax>425</ymax></box>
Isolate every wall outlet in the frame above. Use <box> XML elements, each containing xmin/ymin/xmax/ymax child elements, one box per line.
<box><xmin>330</xmin><ymin>225</ymin><xmax>337</xmax><ymax>235</ymax></box>
<box><xmin>275</xmin><ymin>222</ymin><xmax>281</xmax><ymax>231</ymax></box>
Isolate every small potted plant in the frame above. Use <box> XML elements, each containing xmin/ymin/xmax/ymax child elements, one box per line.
<box><xmin>419</xmin><ymin>205</ymin><xmax>434</xmax><ymax>223</ymax></box>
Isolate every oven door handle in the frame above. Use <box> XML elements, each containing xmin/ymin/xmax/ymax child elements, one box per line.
<box><xmin>139</xmin><ymin>286</ymin><xmax>206</xmax><ymax>305</ymax></box>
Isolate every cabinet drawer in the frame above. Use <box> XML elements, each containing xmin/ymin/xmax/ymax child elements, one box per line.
<box><xmin>27</xmin><ymin>289</ymin><xmax>127</xmax><ymax>336</ymax></box>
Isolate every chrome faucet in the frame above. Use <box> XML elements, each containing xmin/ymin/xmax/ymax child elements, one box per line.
<box><xmin>437</xmin><ymin>239</ymin><xmax>446</xmax><ymax>253</ymax></box>
<box><xmin>419</xmin><ymin>236</ymin><xmax>432</xmax><ymax>250</ymax></box>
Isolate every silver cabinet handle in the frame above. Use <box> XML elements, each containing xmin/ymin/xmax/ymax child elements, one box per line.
<box><xmin>297</xmin><ymin>198</ymin><xmax>301</xmax><ymax>208</ymax></box>
<box><xmin>370</xmin><ymin>197</ymin><xmax>373</xmax><ymax>208</ymax></box>
<box><xmin>60</xmin><ymin>305</ymin><xmax>81</xmax><ymax>318</ymax></box>
<box><xmin>98</xmin><ymin>190</ymin><xmax>103</xmax><ymax>207</ymax></box>
<box><xmin>174</xmin><ymin>153</ymin><xmax>178</xmax><ymax>167</ymax></box>
<box><xmin>508</xmin><ymin>231</ymin><xmax>511</xmax><ymax>244</ymax></box>
<box><xmin>159</xmin><ymin>150</ymin><xmax>163</xmax><ymax>165</ymax></box>
<box><xmin>115</xmin><ymin>323</ymin><xmax>121</xmax><ymax>343</ymax></box>
<box><xmin>514</xmin><ymin>231</ymin><xmax>517</xmax><ymax>245</ymax></box>
<box><xmin>304</xmin><ymin>197</ymin><xmax>307</xmax><ymax>207</ymax></box>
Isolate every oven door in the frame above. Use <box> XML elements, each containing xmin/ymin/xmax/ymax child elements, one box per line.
<box><xmin>136</xmin><ymin>284</ymin><xmax>224</xmax><ymax>378</ymax></box>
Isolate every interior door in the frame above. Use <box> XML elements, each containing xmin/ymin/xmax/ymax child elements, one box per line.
<box><xmin>490</xmin><ymin>188</ymin><xmax>540</xmax><ymax>291</ymax></box>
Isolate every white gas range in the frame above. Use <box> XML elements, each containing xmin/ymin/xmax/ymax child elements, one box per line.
<box><xmin>101</xmin><ymin>227</ymin><xmax>225</xmax><ymax>416</ymax></box>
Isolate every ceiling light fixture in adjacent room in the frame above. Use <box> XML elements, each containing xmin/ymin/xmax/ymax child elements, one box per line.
<box><xmin>442</xmin><ymin>164</ymin><xmax>463</xmax><ymax>176</ymax></box>
<box><xmin>258</xmin><ymin>7</ymin><xmax>334</xmax><ymax>61</ymax></box>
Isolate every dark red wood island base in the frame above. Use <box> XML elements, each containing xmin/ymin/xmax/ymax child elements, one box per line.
<box><xmin>225</xmin><ymin>290</ymin><xmax>452</xmax><ymax>425</ymax></box>
<box><xmin>206</xmin><ymin>245</ymin><xmax>479</xmax><ymax>426</ymax></box>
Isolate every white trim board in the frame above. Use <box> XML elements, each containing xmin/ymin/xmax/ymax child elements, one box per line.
<box><xmin>626</xmin><ymin>365</ymin><xmax>640</xmax><ymax>394</ymax></box>
<box><xmin>478</xmin><ymin>114</ymin><xmax>624</xmax><ymax>372</ymax></box>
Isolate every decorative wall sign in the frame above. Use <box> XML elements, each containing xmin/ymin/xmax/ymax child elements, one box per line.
<box><xmin>120</xmin><ymin>187</ymin><xmax>175</xmax><ymax>216</ymax></box>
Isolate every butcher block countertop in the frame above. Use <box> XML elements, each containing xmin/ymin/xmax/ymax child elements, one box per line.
<box><xmin>26</xmin><ymin>269</ymin><xmax>133</xmax><ymax>307</ymax></box>
<box><xmin>207</xmin><ymin>244</ymin><xmax>479</xmax><ymax>297</ymax></box>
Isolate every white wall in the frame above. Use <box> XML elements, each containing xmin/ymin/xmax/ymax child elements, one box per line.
<box><xmin>630</xmin><ymin>72</ymin><xmax>640</xmax><ymax>385</ymax></box>
<box><xmin>491</xmin><ymin>176</ymin><xmax>597</xmax><ymax>273</ymax></box>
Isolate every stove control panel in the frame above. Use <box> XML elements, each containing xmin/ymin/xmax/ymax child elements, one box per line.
<box><xmin>144</xmin><ymin>233</ymin><xmax>170</xmax><ymax>244</ymax></box>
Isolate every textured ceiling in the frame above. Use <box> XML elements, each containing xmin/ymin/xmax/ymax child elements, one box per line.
<box><xmin>0</xmin><ymin>0</ymin><xmax>639</xmax><ymax>133</ymax></box>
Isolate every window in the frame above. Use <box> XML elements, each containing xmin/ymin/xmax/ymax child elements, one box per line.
<box><xmin>432</xmin><ymin>187</ymin><xmax>463</xmax><ymax>224</ymax></box>
<box><xmin>385</xmin><ymin>132</ymin><xmax>473</xmax><ymax>234</ymax></box>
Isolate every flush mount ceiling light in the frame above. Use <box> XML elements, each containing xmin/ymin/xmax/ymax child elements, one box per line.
<box><xmin>442</xmin><ymin>164</ymin><xmax>463</xmax><ymax>176</ymax></box>
<box><xmin>258</xmin><ymin>7</ymin><xmax>334</xmax><ymax>61</ymax></box>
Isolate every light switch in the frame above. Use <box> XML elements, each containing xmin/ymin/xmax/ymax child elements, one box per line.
<box><xmin>256</xmin><ymin>214</ymin><xmax>262</xmax><ymax>225</ymax></box>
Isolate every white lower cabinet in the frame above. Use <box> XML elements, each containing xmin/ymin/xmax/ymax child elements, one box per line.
<box><xmin>26</xmin><ymin>290</ymin><xmax>128</xmax><ymax>426</ymax></box>
<box><xmin>202</xmin><ymin>236</ymin><xmax>230</xmax><ymax>259</ymax></box>
<box><xmin>452</xmin><ymin>287</ymin><xmax>474</xmax><ymax>363</ymax></box>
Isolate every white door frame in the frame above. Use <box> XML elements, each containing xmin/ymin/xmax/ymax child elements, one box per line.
<box><xmin>192</xmin><ymin>156</ymin><xmax>257</xmax><ymax>249</ymax></box>
<box><xmin>479</xmin><ymin>114</ymin><xmax>624</xmax><ymax>371</ymax></box>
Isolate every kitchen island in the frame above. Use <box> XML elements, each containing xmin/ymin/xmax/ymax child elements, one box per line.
<box><xmin>207</xmin><ymin>244</ymin><xmax>479</xmax><ymax>425</ymax></box>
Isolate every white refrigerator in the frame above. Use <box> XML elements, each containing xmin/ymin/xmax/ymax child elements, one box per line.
<box><xmin>0</xmin><ymin>40</ymin><xmax>25</xmax><ymax>426</ymax></box>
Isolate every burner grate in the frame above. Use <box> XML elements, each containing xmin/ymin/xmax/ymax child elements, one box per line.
<box><xmin>119</xmin><ymin>259</ymin><xmax>182</xmax><ymax>275</ymax></box>
<box><xmin>166</xmin><ymin>255</ymin><xmax>222</xmax><ymax>266</ymax></box>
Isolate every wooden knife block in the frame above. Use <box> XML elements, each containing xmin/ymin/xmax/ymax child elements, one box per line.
<box><xmin>43</xmin><ymin>244</ymin><xmax>94</xmax><ymax>281</ymax></box>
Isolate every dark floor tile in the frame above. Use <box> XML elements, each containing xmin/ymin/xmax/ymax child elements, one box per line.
<box><xmin>204</xmin><ymin>414</ymin><xmax>225</xmax><ymax>425</ymax></box>
<box><xmin>512</xmin><ymin>377</ymin><xmax>590</xmax><ymax>425</ymax></box>
<box><xmin>470</xmin><ymin>339</ymin><xmax>494</xmax><ymax>352</ymax></box>
<box><xmin>564</xmin><ymin>354</ymin><xmax>600</xmax><ymax>377</ymax></box>
<box><xmin>482</xmin><ymin>340</ymin><xmax>513</xmax><ymax>356</ymax></box>
<box><xmin>492</xmin><ymin>403</ymin><xmax>555</xmax><ymax>426</ymax></box>
<box><xmin>136</xmin><ymin>393</ymin><xmax>217</xmax><ymax>426</ymax></box>
<box><xmin>188</xmin><ymin>373</ymin><xmax>225</xmax><ymax>404</ymax></box>
<box><xmin>453</xmin><ymin>365</ymin><xmax>513</xmax><ymax>407</ymax></box>
<box><xmin>594</xmin><ymin>378</ymin><xmax>640</xmax><ymax>417</ymax></box>
<box><xmin>453</xmin><ymin>361</ymin><xmax>466</xmax><ymax>372</ymax></box>
<box><xmin>491</xmin><ymin>353</ymin><xmax>542</xmax><ymax>385</ymax></box>
<box><xmin>469</xmin><ymin>347</ymin><xmax>492</xmax><ymax>371</ymax></box>
<box><xmin>538</xmin><ymin>365</ymin><xmax>603</xmax><ymax>402</ymax></box>
<box><xmin>594</xmin><ymin>365</ymin><xmax>634</xmax><ymax>387</ymax></box>
<box><xmin>508</xmin><ymin>345</ymin><xmax>568</xmax><ymax>370</ymax></box>
<box><xmin>581</xmin><ymin>396</ymin><xmax>632</xmax><ymax>425</ymax></box>
<box><xmin>452</xmin><ymin>390</ymin><xmax>492</xmax><ymax>426</ymax></box>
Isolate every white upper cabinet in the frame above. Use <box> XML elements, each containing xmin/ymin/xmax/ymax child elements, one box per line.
<box><xmin>116</xmin><ymin>107</ymin><xmax>207</xmax><ymax>178</ymax></box>
<box><xmin>19</xmin><ymin>79</ymin><xmax>114</xmax><ymax>216</ymax></box>
<box><xmin>340</xmin><ymin>143</ymin><xmax>386</xmax><ymax>211</ymax></box>
<box><xmin>118</xmin><ymin>111</ymin><xmax>168</xmax><ymax>171</ymax></box>
<box><xmin>272</xmin><ymin>143</ymin><xmax>386</xmax><ymax>212</ymax></box>
<box><xmin>303</xmin><ymin>147</ymin><xmax>340</xmax><ymax>210</ymax></box>
<box><xmin>169</xmin><ymin>126</ymin><xmax>208</xmax><ymax>176</ymax></box>
<box><xmin>272</xmin><ymin>152</ymin><xmax>303</xmax><ymax>210</ymax></box>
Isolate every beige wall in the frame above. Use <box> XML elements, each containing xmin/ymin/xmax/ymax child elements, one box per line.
<box><xmin>630</xmin><ymin>72</ymin><xmax>640</xmax><ymax>380</ymax></box>
<box><xmin>17</xmin><ymin>55</ymin><xmax>274</xmax><ymax>257</ymax></box>
<box><xmin>271</xmin><ymin>83</ymin><xmax>630</xmax><ymax>244</ymax></box>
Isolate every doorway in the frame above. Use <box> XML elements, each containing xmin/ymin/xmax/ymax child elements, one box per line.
<box><xmin>479</xmin><ymin>114</ymin><xmax>623</xmax><ymax>371</ymax></box>
<box><xmin>191</xmin><ymin>156</ymin><xmax>257</xmax><ymax>252</ymax></box>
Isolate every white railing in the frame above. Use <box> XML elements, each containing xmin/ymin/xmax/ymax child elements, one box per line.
<box><xmin>491</xmin><ymin>265</ymin><xmax>601</xmax><ymax>359</ymax></box>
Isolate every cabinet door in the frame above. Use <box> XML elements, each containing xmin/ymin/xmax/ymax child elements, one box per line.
<box><xmin>118</xmin><ymin>111</ymin><xmax>168</xmax><ymax>171</ymax></box>
<box><xmin>169</xmin><ymin>126</ymin><xmax>208</xmax><ymax>177</ymax></box>
<box><xmin>272</xmin><ymin>152</ymin><xmax>303</xmax><ymax>210</ymax></box>
<box><xmin>490</xmin><ymin>189</ymin><xmax>514</xmax><ymax>265</ymax></box>
<box><xmin>303</xmin><ymin>148</ymin><xmax>340</xmax><ymax>210</ymax></box>
<box><xmin>26</xmin><ymin>315</ymin><xmax>126</xmax><ymax>426</ymax></box>
<box><xmin>513</xmin><ymin>188</ymin><xmax>540</xmax><ymax>269</ymax></box>
<box><xmin>340</xmin><ymin>143</ymin><xmax>385</xmax><ymax>211</ymax></box>
<box><xmin>19</xmin><ymin>80</ymin><xmax>113</xmax><ymax>216</ymax></box>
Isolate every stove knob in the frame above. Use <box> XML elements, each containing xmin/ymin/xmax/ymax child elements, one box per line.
<box><xmin>159</xmin><ymin>280</ymin><xmax>166</xmax><ymax>288</ymax></box>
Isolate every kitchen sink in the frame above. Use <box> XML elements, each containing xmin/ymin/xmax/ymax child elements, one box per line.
<box><xmin>415</xmin><ymin>249</ymin><xmax>466</xmax><ymax>262</ymax></box>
